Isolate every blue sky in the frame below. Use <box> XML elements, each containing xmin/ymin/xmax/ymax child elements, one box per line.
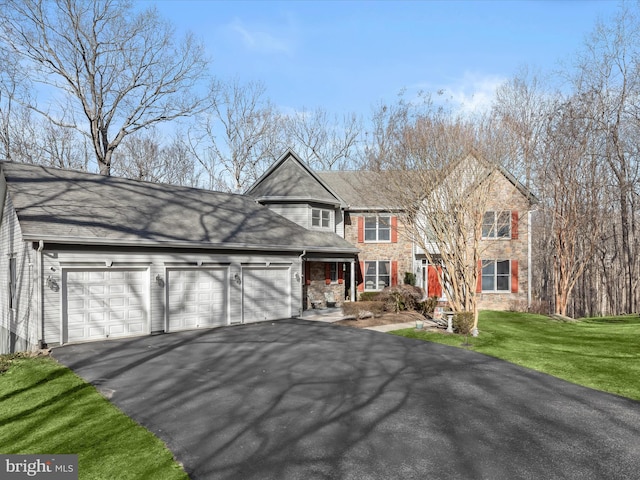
<box><xmin>148</xmin><ymin>0</ymin><xmax>619</xmax><ymax>117</ymax></box>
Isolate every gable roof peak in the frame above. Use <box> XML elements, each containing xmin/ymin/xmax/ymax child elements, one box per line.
<box><xmin>245</xmin><ymin>149</ymin><xmax>346</xmax><ymax>207</ymax></box>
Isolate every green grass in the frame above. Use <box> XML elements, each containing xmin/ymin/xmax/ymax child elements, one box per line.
<box><xmin>0</xmin><ymin>356</ymin><xmax>188</xmax><ymax>480</ymax></box>
<box><xmin>392</xmin><ymin>311</ymin><xmax>640</xmax><ymax>401</ymax></box>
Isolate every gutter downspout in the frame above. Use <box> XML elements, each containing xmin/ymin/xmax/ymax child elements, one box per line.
<box><xmin>37</xmin><ymin>240</ymin><xmax>45</xmax><ymax>349</ymax></box>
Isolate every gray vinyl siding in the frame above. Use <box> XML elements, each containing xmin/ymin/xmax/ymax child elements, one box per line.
<box><xmin>335</xmin><ymin>209</ymin><xmax>345</xmax><ymax>237</ymax></box>
<box><xmin>266</xmin><ymin>204</ymin><xmax>310</xmax><ymax>228</ymax></box>
<box><xmin>42</xmin><ymin>252</ymin><xmax>62</xmax><ymax>346</ymax></box>
<box><xmin>0</xmin><ymin>193</ymin><xmax>38</xmax><ymax>353</ymax></box>
<box><xmin>267</xmin><ymin>203</ymin><xmax>344</xmax><ymax>238</ymax></box>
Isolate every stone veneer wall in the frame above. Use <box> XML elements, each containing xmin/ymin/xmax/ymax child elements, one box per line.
<box><xmin>344</xmin><ymin>214</ymin><xmax>414</xmax><ymax>293</ymax></box>
<box><xmin>476</xmin><ymin>172</ymin><xmax>532</xmax><ymax>310</ymax></box>
<box><xmin>304</xmin><ymin>261</ymin><xmax>346</xmax><ymax>309</ymax></box>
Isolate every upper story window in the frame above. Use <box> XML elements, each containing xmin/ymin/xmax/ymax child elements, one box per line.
<box><xmin>482</xmin><ymin>211</ymin><xmax>511</xmax><ymax>239</ymax></box>
<box><xmin>311</xmin><ymin>208</ymin><xmax>331</xmax><ymax>229</ymax></box>
<box><xmin>364</xmin><ymin>215</ymin><xmax>391</xmax><ymax>242</ymax></box>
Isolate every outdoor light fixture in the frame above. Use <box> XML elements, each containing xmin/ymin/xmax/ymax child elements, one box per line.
<box><xmin>294</xmin><ymin>272</ymin><xmax>301</xmax><ymax>282</ymax></box>
<box><xmin>46</xmin><ymin>276</ymin><xmax>59</xmax><ymax>292</ymax></box>
<box><xmin>233</xmin><ymin>273</ymin><xmax>241</xmax><ymax>285</ymax></box>
<box><xmin>155</xmin><ymin>274</ymin><xmax>165</xmax><ymax>287</ymax></box>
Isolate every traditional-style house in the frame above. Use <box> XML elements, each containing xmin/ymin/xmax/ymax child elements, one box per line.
<box><xmin>249</xmin><ymin>149</ymin><xmax>537</xmax><ymax>311</ymax></box>
<box><xmin>0</xmin><ymin>148</ymin><xmax>535</xmax><ymax>353</ymax></box>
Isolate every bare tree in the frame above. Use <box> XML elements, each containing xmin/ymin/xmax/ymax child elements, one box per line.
<box><xmin>363</xmin><ymin>98</ymin><xmax>513</xmax><ymax>334</ymax></box>
<box><xmin>282</xmin><ymin>107</ymin><xmax>362</xmax><ymax>170</ymax></box>
<box><xmin>189</xmin><ymin>79</ymin><xmax>280</xmax><ymax>192</ymax></box>
<box><xmin>493</xmin><ymin>68</ymin><xmax>551</xmax><ymax>190</ymax></box>
<box><xmin>111</xmin><ymin>129</ymin><xmax>199</xmax><ymax>186</ymax></box>
<box><xmin>540</xmin><ymin>95</ymin><xmax>606</xmax><ymax>316</ymax></box>
<box><xmin>0</xmin><ymin>0</ymin><xmax>211</xmax><ymax>175</ymax></box>
<box><xmin>567</xmin><ymin>3</ymin><xmax>640</xmax><ymax>314</ymax></box>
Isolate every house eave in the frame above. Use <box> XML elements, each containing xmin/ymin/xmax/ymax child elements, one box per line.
<box><xmin>25</xmin><ymin>234</ymin><xmax>360</xmax><ymax>255</ymax></box>
<box><xmin>345</xmin><ymin>206</ymin><xmax>405</xmax><ymax>213</ymax></box>
<box><xmin>255</xmin><ymin>196</ymin><xmax>344</xmax><ymax>208</ymax></box>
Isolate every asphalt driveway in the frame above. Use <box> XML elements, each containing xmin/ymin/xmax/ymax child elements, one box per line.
<box><xmin>53</xmin><ymin>319</ymin><xmax>640</xmax><ymax>480</ymax></box>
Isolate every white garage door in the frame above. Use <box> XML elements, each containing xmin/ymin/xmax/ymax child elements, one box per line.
<box><xmin>242</xmin><ymin>267</ymin><xmax>291</xmax><ymax>323</ymax></box>
<box><xmin>167</xmin><ymin>268</ymin><xmax>228</xmax><ymax>331</ymax></box>
<box><xmin>64</xmin><ymin>269</ymin><xmax>148</xmax><ymax>343</ymax></box>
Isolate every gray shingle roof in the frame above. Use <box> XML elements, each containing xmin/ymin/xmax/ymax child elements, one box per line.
<box><xmin>246</xmin><ymin>150</ymin><xmax>342</xmax><ymax>205</ymax></box>
<box><xmin>317</xmin><ymin>171</ymin><xmax>411</xmax><ymax>210</ymax></box>
<box><xmin>1</xmin><ymin>162</ymin><xmax>358</xmax><ymax>254</ymax></box>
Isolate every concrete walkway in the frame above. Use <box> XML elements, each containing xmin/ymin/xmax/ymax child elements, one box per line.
<box><xmin>364</xmin><ymin>321</ymin><xmax>417</xmax><ymax>332</ymax></box>
<box><xmin>299</xmin><ymin>307</ymin><xmax>348</xmax><ymax>323</ymax></box>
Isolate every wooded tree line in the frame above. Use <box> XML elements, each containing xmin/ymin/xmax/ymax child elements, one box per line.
<box><xmin>1</xmin><ymin>0</ymin><xmax>639</xmax><ymax>317</ymax></box>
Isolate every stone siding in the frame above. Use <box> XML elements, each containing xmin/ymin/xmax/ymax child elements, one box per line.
<box><xmin>344</xmin><ymin>214</ymin><xmax>414</xmax><ymax>292</ymax></box>
<box><xmin>476</xmin><ymin>172</ymin><xmax>531</xmax><ymax>310</ymax></box>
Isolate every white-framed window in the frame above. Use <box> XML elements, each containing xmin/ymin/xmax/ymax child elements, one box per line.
<box><xmin>8</xmin><ymin>257</ymin><xmax>16</xmax><ymax>309</ymax></box>
<box><xmin>364</xmin><ymin>215</ymin><xmax>391</xmax><ymax>242</ymax></box>
<box><xmin>364</xmin><ymin>260</ymin><xmax>390</xmax><ymax>291</ymax></box>
<box><xmin>481</xmin><ymin>260</ymin><xmax>510</xmax><ymax>292</ymax></box>
<box><xmin>312</xmin><ymin>208</ymin><xmax>331</xmax><ymax>229</ymax></box>
<box><xmin>329</xmin><ymin>262</ymin><xmax>339</xmax><ymax>283</ymax></box>
<box><xmin>482</xmin><ymin>211</ymin><xmax>511</xmax><ymax>239</ymax></box>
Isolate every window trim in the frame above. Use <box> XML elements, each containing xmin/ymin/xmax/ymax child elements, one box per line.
<box><xmin>364</xmin><ymin>215</ymin><xmax>391</xmax><ymax>243</ymax></box>
<box><xmin>481</xmin><ymin>259</ymin><xmax>511</xmax><ymax>293</ymax></box>
<box><xmin>329</xmin><ymin>262</ymin><xmax>339</xmax><ymax>284</ymax></box>
<box><xmin>364</xmin><ymin>260</ymin><xmax>391</xmax><ymax>291</ymax></box>
<box><xmin>311</xmin><ymin>208</ymin><xmax>332</xmax><ymax>229</ymax></box>
<box><xmin>482</xmin><ymin>211</ymin><xmax>511</xmax><ymax>239</ymax></box>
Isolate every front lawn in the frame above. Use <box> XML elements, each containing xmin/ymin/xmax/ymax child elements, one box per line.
<box><xmin>0</xmin><ymin>355</ymin><xmax>188</xmax><ymax>480</ymax></box>
<box><xmin>392</xmin><ymin>311</ymin><xmax>640</xmax><ymax>401</ymax></box>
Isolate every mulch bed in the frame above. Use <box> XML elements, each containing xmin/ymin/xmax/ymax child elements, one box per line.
<box><xmin>334</xmin><ymin>311</ymin><xmax>429</xmax><ymax>328</ymax></box>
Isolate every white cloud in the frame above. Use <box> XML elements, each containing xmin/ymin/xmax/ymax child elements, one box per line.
<box><xmin>228</xmin><ymin>19</ymin><xmax>294</xmax><ymax>55</ymax></box>
<box><xmin>438</xmin><ymin>72</ymin><xmax>507</xmax><ymax>115</ymax></box>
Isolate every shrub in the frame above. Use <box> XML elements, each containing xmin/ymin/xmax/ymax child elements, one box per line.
<box><xmin>342</xmin><ymin>301</ymin><xmax>386</xmax><ymax>318</ymax></box>
<box><xmin>453</xmin><ymin>312</ymin><xmax>475</xmax><ymax>335</ymax></box>
<box><xmin>418</xmin><ymin>296</ymin><xmax>439</xmax><ymax>318</ymax></box>
<box><xmin>403</xmin><ymin>271</ymin><xmax>416</xmax><ymax>286</ymax></box>
<box><xmin>377</xmin><ymin>285</ymin><xmax>425</xmax><ymax>313</ymax></box>
<box><xmin>359</xmin><ymin>291</ymin><xmax>381</xmax><ymax>302</ymax></box>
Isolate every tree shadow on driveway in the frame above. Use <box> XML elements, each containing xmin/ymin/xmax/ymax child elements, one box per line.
<box><xmin>53</xmin><ymin>319</ymin><xmax>640</xmax><ymax>480</ymax></box>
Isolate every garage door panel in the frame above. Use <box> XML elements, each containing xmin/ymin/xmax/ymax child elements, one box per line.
<box><xmin>108</xmin><ymin>324</ymin><xmax>125</xmax><ymax>335</ymax></box>
<box><xmin>128</xmin><ymin>309</ymin><xmax>145</xmax><ymax>320</ymax></box>
<box><xmin>88</xmin><ymin>326</ymin><xmax>106</xmax><ymax>338</ymax></box>
<box><xmin>64</xmin><ymin>269</ymin><xmax>149</xmax><ymax>343</ymax></box>
<box><xmin>167</xmin><ymin>269</ymin><xmax>228</xmax><ymax>331</ymax></box>
<box><xmin>109</xmin><ymin>297</ymin><xmax>125</xmax><ymax>308</ymax></box>
<box><xmin>242</xmin><ymin>267</ymin><xmax>290</xmax><ymax>323</ymax></box>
